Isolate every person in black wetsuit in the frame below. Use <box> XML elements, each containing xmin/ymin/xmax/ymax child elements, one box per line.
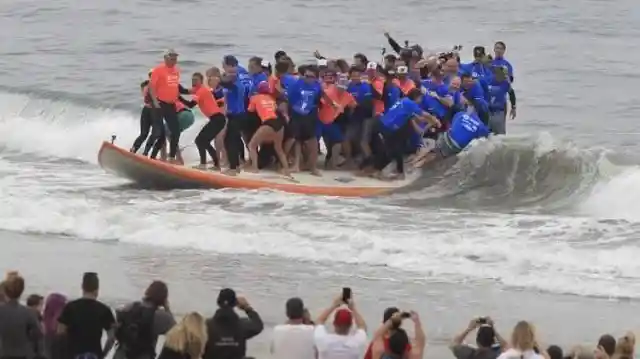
<box><xmin>130</xmin><ymin>71</ymin><xmax>153</xmax><ymax>154</ymax></box>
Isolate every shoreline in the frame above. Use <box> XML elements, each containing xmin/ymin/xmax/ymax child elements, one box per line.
<box><xmin>1</xmin><ymin>230</ymin><xmax>639</xmax><ymax>358</ymax></box>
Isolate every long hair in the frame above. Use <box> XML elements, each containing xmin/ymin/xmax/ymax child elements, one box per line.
<box><xmin>164</xmin><ymin>312</ymin><xmax>208</xmax><ymax>359</ymax></box>
<box><xmin>510</xmin><ymin>321</ymin><xmax>537</xmax><ymax>351</ymax></box>
<box><xmin>43</xmin><ymin>293</ymin><xmax>67</xmax><ymax>335</ymax></box>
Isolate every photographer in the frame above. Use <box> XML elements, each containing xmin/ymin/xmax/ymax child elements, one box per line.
<box><xmin>313</xmin><ymin>290</ymin><xmax>367</xmax><ymax>359</ymax></box>
<box><xmin>370</xmin><ymin>310</ymin><xmax>426</xmax><ymax>359</ymax></box>
<box><xmin>449</xmin><ymin>317</ymin><xmax>508</xmax><ymax>359</ymax></box>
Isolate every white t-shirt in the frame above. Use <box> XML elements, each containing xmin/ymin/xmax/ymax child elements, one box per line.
<box><xmin>497</xmin><ymin>348</ymin><xmax>546</xmax><ymax>359</ymax></box>
<box><xmin>314</xmin><ymin>325</ymin><xmax>368</xmax><ymax>359</ymax></box>
<box><xmin>271</xmin><ymin>324</ymin><xmax>316</xmax><ymax>359</ymax></box>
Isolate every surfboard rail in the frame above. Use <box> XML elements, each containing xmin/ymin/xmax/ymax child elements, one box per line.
<box><xmin>97</xmin><ymin>141</ymin><xmax>418</xmax><ymax>197</ymax></box>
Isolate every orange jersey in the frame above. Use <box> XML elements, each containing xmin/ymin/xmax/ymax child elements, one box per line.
<box><xmin>371</xmin><ymin>77</ymin><xmax>385</xmax><ymax>116</ymax></box>
<box><xmin>318</xmin><ymin>85</ymin><xmax>357</xmax><ymax>124</ymax></box>
<box><xmin>192</xmin><ymin>85</ymin><xmax>221</xmax><ymax>117</ymax></box>
<box><xmin>248</xmin><ymin>94</ymin><xmax>278</xmax><ymax>122</ymax></box>
<box><xmin>393</xmin><ymin>78</ymin><xmax>416</xmax><ymax>95</ymax></box>
<box><xmin>150</xmin><ymin>64</ymin><xmax>180</xmax><ymax>104</ymax></box>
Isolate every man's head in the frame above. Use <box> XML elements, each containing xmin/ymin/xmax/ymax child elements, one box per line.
<box><xmin>27</xmin><ymin>294</ymin><xmax>44</xmax><ymax>312</ymax></box>
<box><xmin>4</xmin><ymin>275</ymin><xmax>25</xmax><ymax>301</ymax></box>
<box><xmin>81</xmin><ymin>272</ymin><xmax>99</xmax><ymax>297</ymax></box>
<box><xmin>248</xmin><ymin>56</ymin><xmax>263</xmax><ymax>74</ymax></box>
<box><xmin>494</xmin><ymin>41</ymin><xmax>506</xmax><ymax>58</ymax></box>
<box><xmin>163</xmin><ymin>48</ymin><xmax>178</xmax><ymax>67</ymax></box>
<box><xmin>217</xmin><ymin>288</ymin><xmax>237</xmax><ymax>308</ymax></box>
<box><xmin>222</xmin><ymin>55</ymin><xmax>239</xmax><ymax>73</ymax></box>
<box><xmin>473</xmin><ymin>46</ymin><xmax>486</xmax><ymax>62</ymax></box>
<box><xmin>285</xmin><ymin>297</ymin><xmax>305</xmax><ymax>321</ymax></box>
<box><xmin>144</xmin><ymin>280</ymin><xmax>168</xmax><ymax>307</ymax></box>
<box><xmin>476</xmin><ymin>325</ymin><xmax>496</xmax><ymax>348</ymax></box>
<box><xmin>598</xmin><ymin>334</ymin><xmax>617</xmax><ymax>357</ymax></box>
<box><xmin>333</xmin><ymin>308</ymin><xmax>353</xmax><ymax>335</ymax></box>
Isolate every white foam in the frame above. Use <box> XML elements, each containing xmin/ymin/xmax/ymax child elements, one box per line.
<box><xmin>579</xmin><ymin>166</ymin><xmax>640</xmax><ymax>221</ymax></box>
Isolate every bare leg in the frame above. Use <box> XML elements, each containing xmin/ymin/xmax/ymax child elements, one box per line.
<box><xmin>328</xmin><ymin>143</ymin><xmax>342</xmax><ymax>169</ymax></box>
<box><xmin>305</xmin><ymin>138</ymin><xmax>321</xmax><ymax>176</ymax></box>
<box><xmin>246</xmin><ymin>126</ymin><xmax>273</xmax><ymax>173</ymax></box>
<box><xmin>291</xmin><ymin>142</ymin><xmax>301</xmax><ymax>172</ymax></box>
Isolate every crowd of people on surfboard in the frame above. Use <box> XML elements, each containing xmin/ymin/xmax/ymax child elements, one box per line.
<box><xmin>130</xmin><ymin>33</ymin><xmax>517</xmax><ymax>180</ymax></box>
<box><xmin>1</xmin><ymin>270</ymin><xmax>631</xmax><ymax>359</ymax></box>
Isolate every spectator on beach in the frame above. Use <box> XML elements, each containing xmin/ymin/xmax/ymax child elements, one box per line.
<box><xmin>0</xmin><ymin>281</ymin><xmax>6</xmax><ymax>304</ymax></box>
<box><xmin>203</xmin><ymin>288</ymin><xmax>263</xmax><ymax>359</ymax></box>
<box><xmin>58</xmin><ymin>272</ymin><xmax>116</xmax><ymax>359</ymax></box>
<box><xmin>449</xmin><ymin>317</ymin><xmax>509</xmax><ymax>359</ymax></box>
<box><xmin>364</xmin><ymin>307</ymin><xmax>411</xmax><ymax>359</ymax></box>
<box><xmin>314</xmin><ymin>293</ymin><xmax>368</xmax><ymax>359</ymax></box>
<box><xmin>370</xmin><ymin>311</ymin><xmax>426</xmax><ymax>359</ymax></box>
<box><xmin>114</xmin><ymin>280</ymin><xmax>176</xmax><ymax>359</ymax></box>
<box><xmin>0</xmin><ymin>273</ymin><xmax>44</xmax><ymax>359</ymax></box>
<box><xmin>271</xmin><ymin>297</ymin><xmax>315</xmax><ymax>359</ymax></box>
<box><xmin>546</xmin><ymin>345</ymin><xmax>563</xmax><ymax>359</ymax></box>
<box><xmin>595</xmin><ymin>334</ymin><xmax>616</xmax><ymax>359</ymax></box>
<box><xmin>42</xmin><ymin>293</ymin><xmax>68</xmax><ymax>359</ymax></box>
<box><xmin>26</xmin><ymin>294</ymin><xmax>44</xmax><ymax>323</ymax></box>
<box><xmin>496</xmin><ymin>321</ymin><xmax>545</xmax><ymax>359</ymax></box>
<box><xmin>157</xmin><ymin>312</ymin><xmax>207</xmax><ymax>359</ymax></box>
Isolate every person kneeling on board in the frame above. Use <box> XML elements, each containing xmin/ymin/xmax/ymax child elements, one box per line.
<box><xmin>371</xmin><ymin>88</ymin><xmax>441</xmax><ymax>181</ymax></box>
<box><xmin>179</xmin><ymin>71</ymin><xmax>227</xmax><ymax>170</ymax></box>
<box><xmin>411</xmin><ymin>106</ymin><xmax>490</xmax><ymax>168</ymax></box>
<box><xmin>245</xmin><ymin>81</ymin><xmax>291</xmax><ymax>176</ymax></box>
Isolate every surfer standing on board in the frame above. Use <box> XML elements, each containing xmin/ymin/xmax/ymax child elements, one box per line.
<box><xmin>148</xmin><ymin>49</ymin><xmax>182</xmax><ymax>164</ymax></box>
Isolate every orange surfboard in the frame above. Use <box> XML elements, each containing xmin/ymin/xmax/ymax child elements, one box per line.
<box><xmin>98</xmin><ymin>141</ymin><xmax>421</xmax><ymax>197</ymax></box>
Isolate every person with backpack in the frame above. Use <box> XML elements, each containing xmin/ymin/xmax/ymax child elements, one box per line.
<box><xmin>113</xmin><ymin>281</ymin><xmax>176</xmax><ymax>359</ymax></box>
<box><xmin>203</xmin><ymin>288</ymin><xmax>263</xmax><ymax>359</ymax></box>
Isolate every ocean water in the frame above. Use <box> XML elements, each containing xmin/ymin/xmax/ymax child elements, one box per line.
<box><xmin>2</xmin><ymin>0</ymin><xmax>640</xmax><ymax>354</ymax></box>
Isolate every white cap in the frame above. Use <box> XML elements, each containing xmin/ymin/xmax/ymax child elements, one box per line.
<box><xmin>260</xmin><ymin>59</ymin><xmax>270</xmax><ymax>68</ymax></box>
<box><xmin>317</xmin><ymin>58</ymin><xmax>328</xmax><ymax>67</ymax></box>
<box><xmin>397</xmin><ymin>65</ymin><xmax>408</xmax><ymax>74</ymax></box>
<box><xmin>163</xmin><ymin>48</ymin><xmax>178</xmax><ymax>57</ymax></box>
<box><xmin>366</xmin><ymin>61</ymin><xmax>378</xmax><ymax>70</ymax></box>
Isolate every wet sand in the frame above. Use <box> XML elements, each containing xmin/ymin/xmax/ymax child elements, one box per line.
<box><xmin>1</xmin><ymin>230</ymin><xmax>638</xmax><ymax>358</ymax></box>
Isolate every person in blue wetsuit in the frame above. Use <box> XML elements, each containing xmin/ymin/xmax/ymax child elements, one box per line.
<box><xmin>248</xmin><ymin>56</ymin><xmax>268</xmax><ymax>96</ymax></box>
<box><xmin>460</xmin><ymin>72</ymin><xmax>489</xmax><ymax>125</ymax></box>
<box><xmin>460</xmin><ymin>46</ymin><xmax>492</xmax><ymax>81</ymax></box>
<box><xmin>487</xmin><ymin>65</ymin><xmax>514</xmax><ymax>135</ymax></box>
<box><xmin>411</xmin><ymin>109</ymin><xmax>490</xmax><ymax>168</ymax></box>
<box><xmin>219</xmin><ymin>64</ymin><xmax>247</xmax><ymax>175</ymax></box>
<box><xmin>491</xmin><ymin>41</ymin><xmax>514</xmax><ymax>82</ymax></box>
<box><xmin>371</xmin><ymin>88</ymin><xmax>441</xmax><ymax>180</ymax></box>
<box><xmin>288</xmin><ymin>66</ymin><xmax>337</xmax><ymax>175</ymax></box>
<box><xmin>344</xmin><ymin>66</ymin><xmax>373</xmax><ymax>163</ymax></box>
<box><xmin>383</xmin><ymin>70</ymin><xmax>401</xmax><ymax>112</ymax></box>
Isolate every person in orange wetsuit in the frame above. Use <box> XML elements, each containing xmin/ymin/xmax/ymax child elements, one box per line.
<box><xmin>245</xmin><ymin>81</ymin><xmax>290</xmax><ymax>176</ymax></box>
<box><xmin>317</xmin><ymin>75</ymin><xmax>357</xmax><ymax>169</ymax></box>
<box><xmin>179</xmin><ymin>71</ymin><xmax>227</xmax><ymax>170</ymax></box>
<box><xmin>148</xmin><ymin>49</ymin><xmax>182</xmax><ymax>163</ymax></box>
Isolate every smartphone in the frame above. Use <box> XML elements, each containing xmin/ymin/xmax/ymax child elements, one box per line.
<box><xmin>342</xmin><ymin>287</ymin><xmax>352</xmax><ymax>303</ymax></box>
<box><xmin>400</xmin><ymin>312</ymin><xmax>412</xmax><ymax>319</ymax></box>
<box><xmin>477</xmin><ymin>317</ymin><xmax>487</xmax><ymax>324</ymax></box>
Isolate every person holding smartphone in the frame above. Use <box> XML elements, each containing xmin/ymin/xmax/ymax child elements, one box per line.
<box><xmin>370</xmin><ymin>310</ymin><xmax>426</xmax><ymax>359</ymax></box>
<box><xmin>313</xmin><ymin>288</ymin><xmax>367</xmax><ymax>359</ymax></box>
<box><xmin>449</xmin><ymin>317</ymin><xmax>509</xmax><ymax>359</ymax></box>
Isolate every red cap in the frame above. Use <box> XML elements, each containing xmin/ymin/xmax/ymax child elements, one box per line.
<box><xmin>256</xmin><ymin>81</ymin><xmax>270</xmax><ymax>95</ymax></box>
<box><xmin>333</xmin><ymin>308</ymin><xmax>353</xmax><ymax>327</ymax></box>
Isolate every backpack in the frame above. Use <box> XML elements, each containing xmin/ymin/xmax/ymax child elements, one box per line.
<box><xmin>115</xmin><ymin>302</ymin><xmax>157</xmax><ymax>359</ymax></box>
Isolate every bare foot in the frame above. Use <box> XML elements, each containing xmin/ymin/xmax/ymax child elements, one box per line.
<box><xmin>309</xmin><ymin>168</ymin><xmax>322</xmax><ymax>177</ymax></box>
<box><xmin>223</xmin><ymin>169</ymin><xmax>238</xmax><ymax>176</ymax></box>
<box><xmin>290</xmin><ymin>166</ymin><xmax>300</xmax><ymax>173</ymax></box>
<box><xmin>209</xmin><ymin>166</ymin><xmax>221</xmax><ymax>172</ymax></box>
<box><xmin>244</xmin><ymin>166</ymin><xmax>259</xmax><ymax>173</ymax></box>
<box><xmin>193</xmin><ymin>164</ymin><xmax>207</xmax><ymax>170</ymax></box>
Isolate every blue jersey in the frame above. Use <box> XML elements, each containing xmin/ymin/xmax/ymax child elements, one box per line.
<box><xmin>461</xmin><ymin>62</ymin><xmax>492</xmax><ymax>81</ymax></box>
<box><xmin>380</xmin><ymin>97</ymin><xmax>423</xmax><ymax>131</ymax></box>
<box><xmin>420</xmin><ymin>93</ymin><xmax>447</xmax><ymax>119</ymax></box>
<box><xmin>279</xmin><ymin>74</ymin><xmax>297</xmax><ymax>98</ymax></box>
<box><xmin>462</xmin><ymin>81</ymin><xmax>489</xmax><ymax>116</ymax></box>
<box><xmin>488</xmin><ymin>79</ymin><xmax>511</xmax><ymax>112</ymax></box>
<box><xmin>289</xmin><ymin>78</ymin><xmax>322</xmax><ymax>115</ymax></box>
<box><xmin>237</xmin><ymin>65</ymin><xmax>253</xmax><ymax>99</ymax></box>
<box><xmin>421</xmin><ymin>79</ymin><xmax>449</xmax><ymax>97</ymax></box>
<box><xmin>249</xmin><ymin>72</ymin><xmax>268</xmax><ymax>96</ymax></box>
<box><xmin>491</xmin><ymin>57</ymin><xmax>514</xmax><ymax>81</ymax></box>
<box><xmin>448</xmin><ymin>111</ymin><xmax>490</xmax><ymax>149</ymax></box>
<box><xmin>347</xmin><ymin>82</ymin><xmax>372</xmax><ymax>104</ymax></box>
<box><xmin>222</xmin><ymin>77</ymin><xmax>246</xmax><ymax>114</ymax></box>
<box><xmin>384</xmin><ymin>84</ymin><xmax>402</xmax><ymax>112</ymax></box>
